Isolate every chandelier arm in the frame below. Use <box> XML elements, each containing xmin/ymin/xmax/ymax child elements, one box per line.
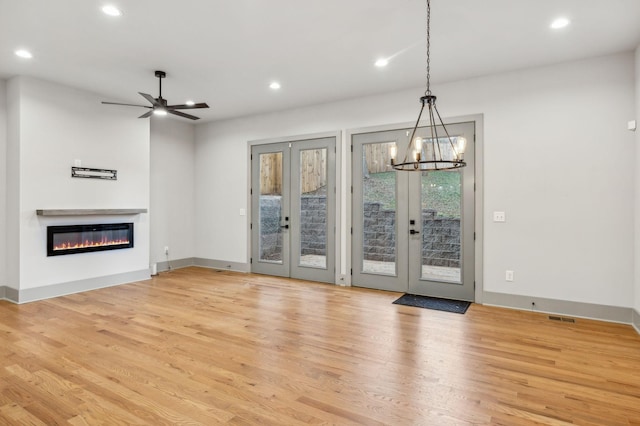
<box><xmin>428</xmin><ymin>104</ymin><xmax>442</xmax><ymax>168</ymax></box>
<box><xmin>404</xmin><ymin>101</ymin><xmax>426</xmax><ymax>163</ymax></box>
<box><xmin>433</xmin><ymin>104</ymin><xmax>459</xmax><ymax>158</ymax></box>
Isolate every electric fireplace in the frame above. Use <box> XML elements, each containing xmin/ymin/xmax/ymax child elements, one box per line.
<box><xmin>47</xmin><ymin>223</ymin><xmax>134</xmax><ymax>256</ymax></box>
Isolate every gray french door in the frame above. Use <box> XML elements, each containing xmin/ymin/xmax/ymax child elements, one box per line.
<box><xmin>251</xmin><ymin>137</ymin><xmax>336</xmax><ymax>283</ymax></box>
<box><xmin>352</xmin><ymin>122</ymin><xmax>475</xmax><ymax>301</ymax></box>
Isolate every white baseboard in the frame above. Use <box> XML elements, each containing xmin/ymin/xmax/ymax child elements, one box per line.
<box><xmin>193</xmin><ymin>257</ymin><xmax>250</xmax><ymax>273</ymax></box>
<box><xmin>633</xmin><ymin>309</ymin><xmax>640</xmax><ymax>335</ymax></box>
<box><xmin>483</xmin><ymin>291</ymin><xmax>634</xmax><ymax>326</ymax></box>
<box><xmin>155</xmin><ymin>257</ymin><xmax>196</xmax><ymax>273</ymax></box>
<box><xmin>2</xmin><ymin>269</ymin><xmax>150</xmax><ymax>304</ymax></box>
<box><xmin>153</xmin><ymin>257</ymin><xmax>250</xmax><ymax>274</ymax></box>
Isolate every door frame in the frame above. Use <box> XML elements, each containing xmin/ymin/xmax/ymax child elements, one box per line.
<box><xmin>345</xmin><ymin>114</ymin><xmax>484</xmax><ymax>303</ymax></box>
<box><xmin>247</xmin><ymin>131</ymin><xmax>343</xmax><ymax>284</ymax></box>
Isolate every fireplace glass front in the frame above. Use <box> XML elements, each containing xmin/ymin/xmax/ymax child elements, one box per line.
<box><xmin>47</xmin><ymin>223</ymin><xmax>134</xmax><ymax>256</ymax></box>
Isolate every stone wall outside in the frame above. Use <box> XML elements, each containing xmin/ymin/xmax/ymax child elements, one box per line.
<box><xmin>362</xmin><ymin>202</ymin><xmax>460</xmax><ymax>267</ymax></box>
<box><xmin>259</xmin><ymin>196</ymin><xmax>460</xmax><ymax>267</ymax></box>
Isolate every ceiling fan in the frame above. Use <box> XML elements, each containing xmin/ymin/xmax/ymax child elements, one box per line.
<box><xmin>101</xmin><ymin>70</ymin><xmax>209</xmax><ymax>120</ymax></box>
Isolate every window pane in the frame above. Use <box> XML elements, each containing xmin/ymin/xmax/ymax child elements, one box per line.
<box><xmin>362</xmin><ymin>142</ymin><xmax>396</xmax><ymax>275</ymax></box>
<box><xmin>299</xmin><ymin>149</ymin><xmax>327</xmax><ymax>269</ymax></box>
<box><xmin>259</xmin><ymin>152</ymin><xmax>283</xmax><ymax>263</ymax></box>
<box><xmin>420</xmin><ymin>170</ymin><xmax>461</xmax><ymax>283</ymax></box>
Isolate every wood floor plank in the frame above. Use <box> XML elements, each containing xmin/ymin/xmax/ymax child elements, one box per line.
<box><xmin>1</xmin><ymin>266</ymin><xmax>639</xmax><ymax>425</ymax></box>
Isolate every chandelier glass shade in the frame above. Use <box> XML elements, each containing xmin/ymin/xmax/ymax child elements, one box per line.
<box><xmin>390</xmin><ymin>0</ymin><xmax>467</xmax><ymax>171</ymax></box>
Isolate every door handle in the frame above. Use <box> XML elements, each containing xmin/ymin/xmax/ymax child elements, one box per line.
<box><xmin>410</xmin><ymin>229</ymin><xmax>420</xmax><ymax>235</ymax></box>
<box><xmin>281</xmin><ymin>224</ymin><xmax>289</xmax><ymax>229</ymax></box>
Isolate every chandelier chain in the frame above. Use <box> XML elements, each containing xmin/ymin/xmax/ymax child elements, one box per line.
<box><xmin>425</xmin><ymin>0</ymin><xmax>431</xmax><ymax>96</ymax></box>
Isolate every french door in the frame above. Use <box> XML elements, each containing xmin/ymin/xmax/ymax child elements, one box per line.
<box><xmin>351</xmin><ymin>122</ymin><xmax>475</xmax><ymax>301</ymax></box>
<box><xmin>251</xmin><ymin>137</ymin><xmax>336</xmax><ymax>283</ymax></box>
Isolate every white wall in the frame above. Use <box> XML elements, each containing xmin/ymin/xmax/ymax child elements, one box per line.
<box><xmin>635</xmin><ymin>45</ymin><xmax>640</xmax><ymax>314</ymax></box>
<box><xmin>6</xmin><ymin>78</ymin><xmax>21</xmax><ymax>290</ymax></box>
<box><xmin>9</xmin><ymin>76</ymin><xmax>150</xmax><ymax>290</ymax></box>
<box><xmin>150</xmin><ymin>118</ymin><xmax>196</xmax><ymax>265</ymax></box>
<box><xmin>196</xmin><ymin>51</ymin><xmax>635</xmax><ymax>308</ymax></box>
<box><xmin>0</xmin><ymin>79</ymin><xmax>6</xmax><ymax>288</ymax></box>
<box><xmin>442</xmin><ymin>54</ymin><xmax>634</xmax><ymax>307</ymax></box>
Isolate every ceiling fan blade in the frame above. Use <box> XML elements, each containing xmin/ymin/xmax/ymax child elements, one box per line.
<box><xmin>167</xmin><ymin>103</ymin><xmax>210</xmax><ymax>110</ymax></box>
<box><xmin>139</xmin><ymin>110</ymin><xmax>155</xmax><ymax>119</ymax></box>
<box><xmin>139</xmin><ymin>92</ymin><xmax>161</xmax><ymax>107</ymax></box>
<box><xmin>102</xmin><ymin>101</ymin><xmax>152</xmax><ymax>108</ymax></box>
<box><xmin>168</xmin><ymin>109</ymin><xmax>200</xmax><ymax>120</ymax></box>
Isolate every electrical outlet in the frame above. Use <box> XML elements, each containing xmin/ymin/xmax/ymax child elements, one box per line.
<box><xmin>493</xmin><ymin>211</ymin><xmax>506</xmax><ymax>222</ymax></box>
<box><xmin>164</xmin><ymin>246</ymin><xmax>169</xmax><ymax>255</ymax></box>
<box><xmin>505</xmin><ymin>270</ymin><xmax>514</xmax><ymax>281</ymax></box>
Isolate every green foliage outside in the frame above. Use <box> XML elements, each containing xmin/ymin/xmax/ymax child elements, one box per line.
<box><xmin>363</xmin><ymin>171</ymin><xmax>461</xmax><ymax>218</ymax></box>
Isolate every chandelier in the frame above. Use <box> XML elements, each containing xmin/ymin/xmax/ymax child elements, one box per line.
<box><xmin>390</xmin><ymin>0</ymin><xmax>467</xmax><ymax>171</ymax></box>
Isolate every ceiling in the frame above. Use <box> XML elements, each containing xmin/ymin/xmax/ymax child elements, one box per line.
<box><xmin>1</xmin><ymin>0</ymin><xmax>640</xmax><ymax>123</ymax></box>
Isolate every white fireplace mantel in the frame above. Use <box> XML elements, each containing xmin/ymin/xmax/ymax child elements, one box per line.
<box><xmin>36</xmin><ymin>208</ymin><xmax>147</xmax><ymax>216</ymax></box>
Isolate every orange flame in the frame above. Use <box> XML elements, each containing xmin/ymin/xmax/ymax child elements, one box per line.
<box><xmin>53</xmin><ymin>237</ymin><xmax>130</xmax><ymax>251</ymax></box>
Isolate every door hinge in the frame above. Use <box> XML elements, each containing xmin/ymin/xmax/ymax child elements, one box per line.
<box><xmin>250</xmin><ymin>154</ymin><xmax>253</xmax><ymax>160</ymax></box>
<box><xmin>250</xmin><ymin>257</ymin><xmax>253</xmax><ymax>264</ymax></box>
<box><xmin>250</xmin><ymin>223</ymin><xmax>252</xmax><ymax>229</ymax></box>
<box><xmin>350</xmin><ymin>145</ymin><xmax>353</xmax><ymax>152</ymax></box>
<box><xmin>350</xmin><ymin>227</ymin><xmax>353</xmax><ymax>235</ymax></box>
<box><xmin>474</xmin><ymin>232</ymin><xmax>476</xmax><ymax>241</ymax></box>
<box><xmin>350</xmin><ymin>268</ymin><xmax>353</xmax><ymax>275</ymax></box>
<box><xmin>250</xmin><ymin>188</ymin><xmax>253</xmax><ymax>195</ymax></box>
<box><xmin>474</xmin><ymin>182</ymin><xmax>476</xmax><ymax>192</ymax></box>
<box><xmin>351</xmin><ymin>185</ymin><xmax>353</xmax><ymax>194</ymax></box>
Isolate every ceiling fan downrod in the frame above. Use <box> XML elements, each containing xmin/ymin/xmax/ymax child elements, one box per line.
<box><xmin>155</xmin><ymin>70</ymin><xmax>166</xmax><ymax>100</ymax></box>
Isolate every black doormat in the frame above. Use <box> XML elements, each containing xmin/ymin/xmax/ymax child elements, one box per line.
<box><xmin>393</xmin><ymin>294</ymin><xmax>471</xmax><ymax>314</ymax></box>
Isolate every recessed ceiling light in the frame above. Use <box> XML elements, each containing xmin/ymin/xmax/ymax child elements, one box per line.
<box><xmin>102</xmin><ymin>5</ymin><xmax>123</xmax><ymax>17</ymax></box>
<box><xmin>185</xmin><ymin>100</ymin><xmax>195</xmax><ymax>106</ymax></box>
<box><xmin>15</xmin><ymin>49</ymin><xmax>33</xmax><ymax>59</ymax></box>
<box><xmin>269</xmin><ymin>82</ymin><xmax>281</xmax><ymax>90</ymax></box>
<box><xmin>375</xmin><ymin>58</ymin><xmax>389</xmax><ymax>67</ymax></box>
<box><xmin>550</xmin><ymin>17</ymin><xmax>570</xmax><ymax>29</ymax></box>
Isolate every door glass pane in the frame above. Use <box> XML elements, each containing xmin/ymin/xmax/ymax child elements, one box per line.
<box><xmin>259</xmin><ymin>152</ymin><xmax>283</xmax><ymax>263</ymax></box>
<box><xmin>299</xmin><ymin>148</ymin><xmax>328</xmax><ymax>269</ymax></box>
<box><xmin>421</xmin><ymin>169</ymin><xmax>462</xmax><ymax>283</ymax></box>
<box><xmin>362</xmin><ymin>142</ymin><xmax>396</xmax><ymax>275</ymax></box>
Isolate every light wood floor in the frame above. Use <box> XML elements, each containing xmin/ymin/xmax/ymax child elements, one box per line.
<box><xmin>1</xmin><ymin>267</ymin><xmax>639</xmax><ymax>425</ymax></box>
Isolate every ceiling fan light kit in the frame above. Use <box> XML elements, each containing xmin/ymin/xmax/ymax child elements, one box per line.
<box><xmin>101</xmin><ymin>70</ymin><xmax>209</xmax><ymax>120</ymax></box>
<box><xmin>390</xmin><ymin>0</ymin><xmax>467</xmax><ymax>172</ymax></box>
